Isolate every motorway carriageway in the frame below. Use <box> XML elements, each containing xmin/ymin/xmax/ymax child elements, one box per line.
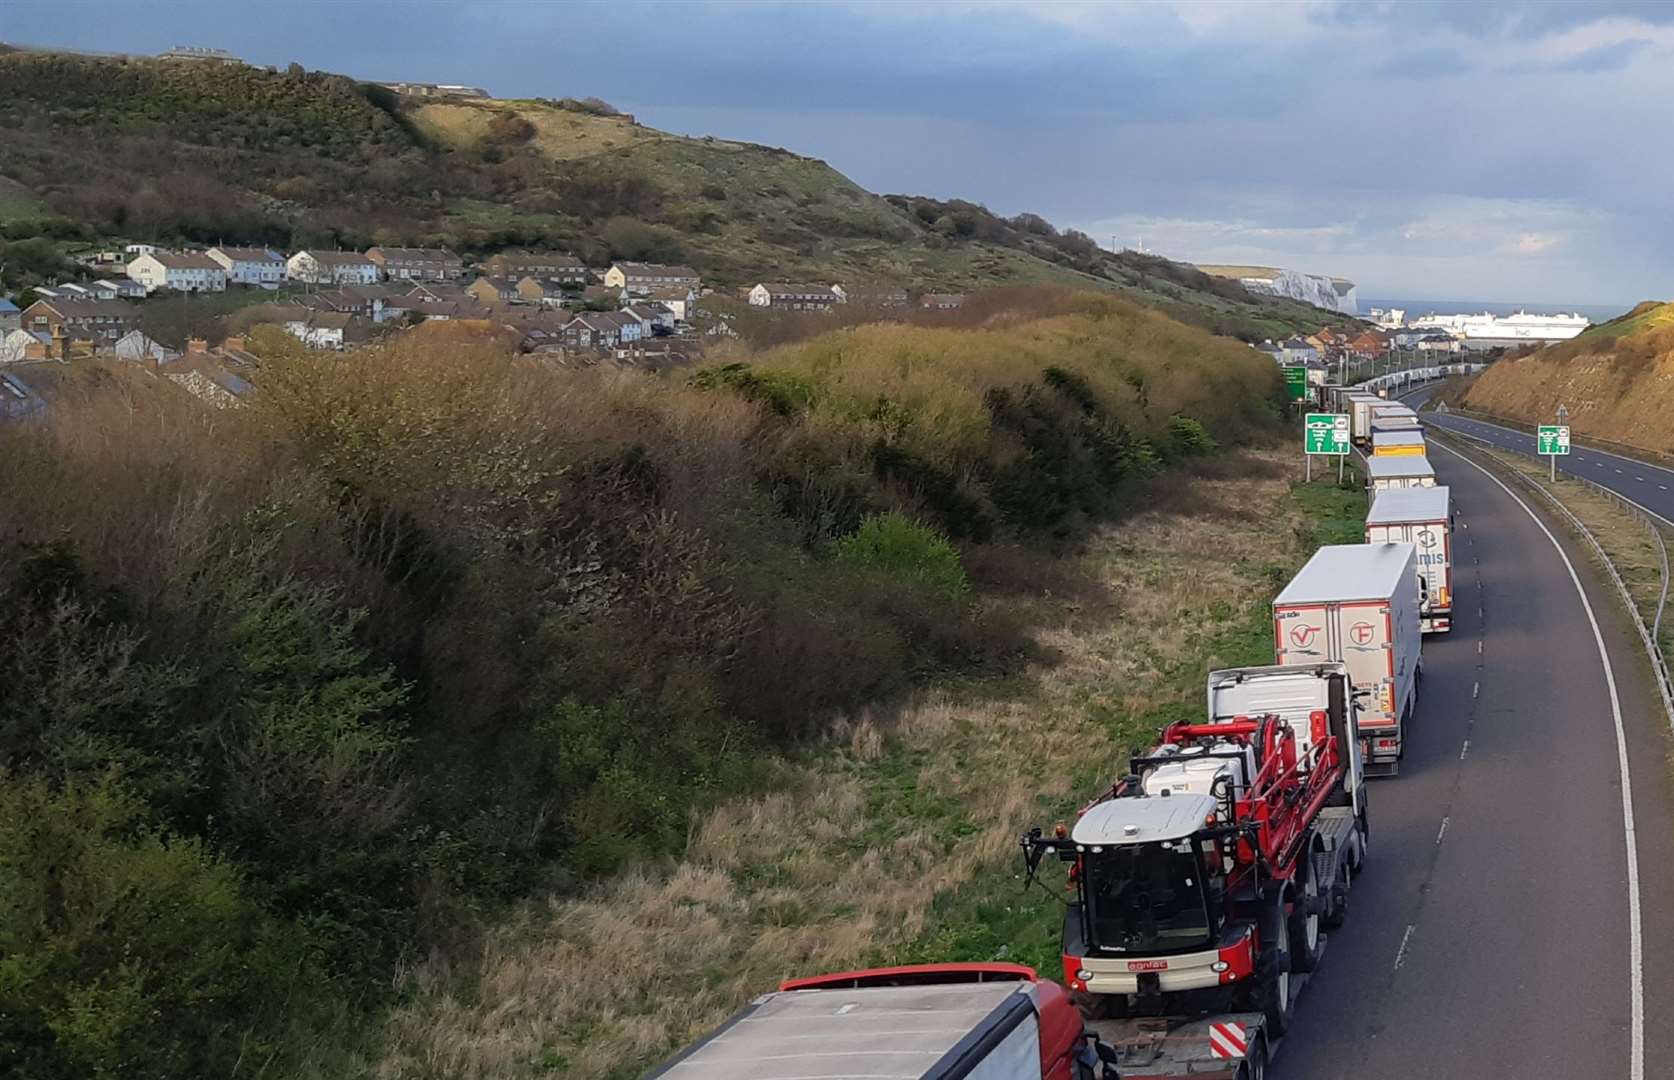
<box><xmin>1272</xmin><ymin>386</ymin><xmax>1674</xmax><ymax>1079</ymax></box>
<box><xmin>1420</xmin><ymin>408</ymin><xmax>1674</xmax><ymax>527</ymax></box>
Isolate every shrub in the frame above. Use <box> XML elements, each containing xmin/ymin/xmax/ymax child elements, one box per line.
<box><xmin>1167</xmin><ymin>415</ymin><xmax>1217</xmax><ymax>458</ymax></box>
<box><xmin>0</xmin><ymin>774</ymin><xmax>314</xmax><ymax>1079</ymax></box>
<box><xmin>836</xmin><ymin>513</ymin><xmax>970</xmax><ymax>599</ymax></box>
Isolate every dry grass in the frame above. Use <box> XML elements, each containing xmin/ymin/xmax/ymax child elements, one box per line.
<box><xmin>411</xmin><ymin>100</ymin><xmax>660</xmax><ymax>160</ymax></box>
<box><xmin>374</xmin><ymin>449</ymin><xmax>1313</xmax><ymax>1080</ymax></box>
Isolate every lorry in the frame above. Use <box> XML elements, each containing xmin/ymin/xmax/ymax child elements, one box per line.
<box><xmin>648</xmin><ymin>963</ymin><xmax>1122</xmax><ymax>1080</ymax></box>
<box><xmin>1347</xmin><ymin>394</ymin><xmax>1383</xmax><ymax>445</ymax></box>
<box><xmin>1365</xmin><ymin>455</ymin><xmax>1435</xmax><ymax>493</ymax></box>
<box><xmin>1022</xmin><ymin>663</ymin><xmax>1367</xmax><ymax>1080</ymax></box>
<box><xmin>1273</xmin><ymin>543</ymin><xmax>1421</xmax><ymax>775</ymax></box>
<box><xmin>1369</xmin><ymin>404</ymin><xmax>1420</xmax><ymax>433</ymax></box>
<box><xmin>1367</xmin><ymin>486</ymin><xmax>1453</xmax><ymax>633</ymax></box>
<box><xmin>1370</xmin><ymin>430</ymin><xmax>1426</xmax><ymax>457</ymax></box>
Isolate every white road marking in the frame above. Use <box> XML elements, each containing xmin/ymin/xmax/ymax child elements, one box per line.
<box><xmin>1436</xmin><ymin>817</ymin><xmax>1450</xmax><ymax>845</ymax></box>
<box><xmin>1637</xmin><ymin>477</ymin><xmax>1646</xmax><ymax>482</ymax></box>
<box><xmin>1472</xmin><ymin>681</ymin><xmax>1479</xmax><ymax>698</ymax></box>
<box><xmin>1431</xmin><ymin>441</ymin><xmax>1645</xmax><ymax>1080</ymax></box>
<box><xmin>1477</xmin><ymin>640</ymin><xmax>1483</xmax><ymax>654</ymax></box>
<box><xmin>1460</xmin><ymin>739</ymin><xmax>1470</xmax><ymax>760</ymax></box>
<box><xmin>1394</xmin><ymin>924</ymin><xmax>1417</xmax><ymax>971</ymax></box>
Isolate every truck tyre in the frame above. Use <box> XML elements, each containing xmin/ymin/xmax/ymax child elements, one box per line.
<box><xmin>1236</xmin><ymin>1035</ymin><xmax>1267</xmax><ymax>1080</ymax></box>
<box><xmin>1287</xmin><ymin>850</ymin><xmax>1322</xmax><ymax>974</ymax></box>
<box><xmin>1258</xmin><ymin>923</ymin><xmax>1295</xmax><ymax>1038</ymax></box>
<box><xmin>1350</xmin><ymin>809</ymin><xmax>1369</xmax><ymax>876</ymax></box>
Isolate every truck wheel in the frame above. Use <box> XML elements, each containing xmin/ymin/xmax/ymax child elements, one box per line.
<box><xmin>1236</xmin><ymin>1035</ymin><xmax>1268</xmax><ymax>1080</ymax></box>
<box><xmin>1259</xmin><ymin>925</ymin><xmax>1294</xmax><ymax>1039</ymax></box>
<box><xmin>1350</xmin><ymin>810</ymin><xmax>1369</xmax><ymax>876</ymax></box>
<box><xmin>1286</xmin><ymin>854</ymin><xmax>1322</xmax><ymax>974</ymax></box>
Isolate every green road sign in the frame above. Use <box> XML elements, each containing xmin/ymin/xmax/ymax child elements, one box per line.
<box><xmin>1538</xmin><ymin>425</ymin><xmax>1570</xmax><ymax>455</ymax></box>
<box><xmin>1284</xmin><ymin>366</ymin><xmax>1310</xmax><ymax>403</ymax></box>
<box><xmin>1304</xmin><ymin>413</ymin><xmax>1351</xmax><ymax>455</ymax></box>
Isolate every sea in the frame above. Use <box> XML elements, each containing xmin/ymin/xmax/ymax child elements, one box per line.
<box><xmin>1359</xmin><ymin>298</ymin><xmax>1634</xmax><ymax>325</ymax></box>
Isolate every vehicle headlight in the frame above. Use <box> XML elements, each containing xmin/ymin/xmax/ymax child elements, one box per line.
<box><xmin>1075</xmin><ymin>969</ymin><xmax>1093</xmax><ymax>982</ymax></box>
<box><xmin>1211</xmin><ymin>961</ymin><xmax>1229</xmax><ymax>973</ymax></box>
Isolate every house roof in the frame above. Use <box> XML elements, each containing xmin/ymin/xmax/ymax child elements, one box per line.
<box><xmin>490</xmin><ymin>250</ymin><xmax>586</xmax><ymax>266</ymax></box>
<box><xmin>755</xmin><ymin>282</ymin><xmax>834</xmax><ymax>296</ymax></box>
<box><xmin>27</xmin><ymin>298</ymin><xmax>137</xmax><ymax>320</ymax></box>
<box><xmin>625</xmin><ymin>302</ymin><xmax>671</xmax><ymax>317</ymax></box>
<box><xmin>0</xmin><ymin>299</ymin><xmax>17</xmax><ymax>314</ymax></box>
<box><xmin>646</xmin><ymin>285</ymin><xmax>693</xmax><ymax>301</ymax></box>
<box><xmin>920</xmin><ymin>293</ymin><xmax>967</xmax><ymax>305</ymax></box>
<box><xmin>567</xmin><ymin>313</ymin><xmax>623</xmax><ymax>332</ymax></box>
<box><xmin>368</xmin><ymin>246</ymin><xmax>461</xmax><ymax>263</ymax></box>
<box><xmin>613</xmin><ymin>262</ymin><xmax>699</xmax><ymax>279</ymax></box>
<box><xmin>149</xmin><ymin>251</ymin><xmax>224</xmax><ymax>270</ymax></box>
<box><xmin>473</xmin><ymin>276</ymin><xmax>518</xmax><ymax>293</ymax></box>
<box><xmin>298</xmin><ymin>250</ymin><xmax>376</xmax><ymax>267</ymax></box>
<box><xmin>211</xmin><ymin>246</ymin><xmax>284</xmax><ymax>262</ymax></box>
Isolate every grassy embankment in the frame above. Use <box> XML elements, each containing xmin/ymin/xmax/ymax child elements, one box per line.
<box><xmin>373</xmin><ymin>462</ymin><xmax>1370</xmax><ymax>1078</ymax></box>
<box><xmin>1</xmin><ymin>288</ymin><xmax>1301</xmax><ymax>1078</ymax></box>
<box><xmin>1461</xmin><ymin>301</ymin><xmax>1674</xmax><ymax>454</ymax></box>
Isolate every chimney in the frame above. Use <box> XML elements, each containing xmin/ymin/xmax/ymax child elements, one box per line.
<box><xmin>187</xmin><ymin>337</ymin><xmax>209</xmax><ymax>355</ymax></box>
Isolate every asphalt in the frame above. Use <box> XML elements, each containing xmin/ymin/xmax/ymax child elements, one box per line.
<box><xmin>1423</xmin><ymin>409</ymin><xmax>1674</xmax><ymax>526</ymax></box>
<box><xmin>1270</xmin><ymin>386</ymin><xmax>1674</xmax><ymax>1079</ymax></box>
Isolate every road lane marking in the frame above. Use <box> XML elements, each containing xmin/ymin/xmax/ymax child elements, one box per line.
<box><xmin>1394</xmin><ymin>924</ymin><xmax>1416</xmax><ymax>971</ymax></box>
<box><xmin>1472</xmin><ymin>681</ymin><xmax>1479</xmax><ymax>698</ymax></box>
<box><xmin>1436</xmin><ymin>817</ymin><xmax>1450</xmax><ymax>845</ymax></box>
<box><xmin>1460</xmin><ymin>739</ymin><xmax>1470</xmax><ymax>760</ymax></box>
<box><xmin>1432</xmin><ymin>440</ymin><xmax>1645</xmax><ymax>1080</ymax></box>
<box><xmin>1477</xmin><ymin>640</ymin><xmax>1482</xmax><ymax>654</ymax></box>
<box><xmin>1637</xmin><ymin>477</ymin><xmax>1646</xmax><ymax>482</ymax></box>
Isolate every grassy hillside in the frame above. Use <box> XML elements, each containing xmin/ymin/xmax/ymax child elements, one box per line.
<box><xmin>1461</xmin><ymin>300</ymin><xmax>1674</xmax><ymax>450</ymax></box>
<box><xmin>0</xmin><ymin>288</ymin><xmax>1290</xmax><ymax>1076</ymax></box>
<box><xmin>0</xmin><ymin>50</ymin><xmax>1345</xmax><ymax>338</ymax></box>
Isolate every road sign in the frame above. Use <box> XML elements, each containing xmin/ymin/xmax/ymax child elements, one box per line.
<box><xmin>1538</xmin><ymin>425</ymin><xmax>1570</xmax><ymax>455</ymax></box>
<box><xmin>1304</xmin><ymin>412</ymin><xmax>1351</xmax><ymax>455</ymax></box>
<box><xmin>1209</xmin><ymin>1022</ymin><xmax>1248</xmax><ymax>1060</ymax></box>
<box><xmin>1284</xmin><ymin>366</ymin><xmax>1310</xmax><ymax>403</ymax></box>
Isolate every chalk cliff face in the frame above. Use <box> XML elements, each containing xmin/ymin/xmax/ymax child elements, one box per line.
<box><xmin>1196</xmin><ymin>265</ymin><xmax>1358</xmax><ymax>315</ymax></box>
<box><xmin>1238</xmin><ymin>270</ymin><xmax>1357</xmax><ymax>315</ymax></box>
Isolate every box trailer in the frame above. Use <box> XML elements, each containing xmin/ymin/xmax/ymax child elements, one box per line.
<box><xmin>649</xmin><ymin>964</ymin><xmax>1114</xmax><ymax>1080</ymax></box>
<box><xmin>1366</xmin><ymin>456</ymin><xmax>1435</xmax><ymax>493</ymax></box>
<box><xmin>1368</xmin><ymin>486</ymin><xmax>1453</xmax><ymax>633</ymax></box>
<box><xmin>1347</xmin><ymin>394</ymin><xmax>1384</xmax><ymax>445</ymax></box>
<box><xmin>1371</xmin><ymin>430</ymin><xmax>1427</xmax><ymax>457</ymax></box>
<box><xmin>1370</xmin><ymin>404</ymin><xmax>1419</xmax><ymax>430</ymax></box>
<box><xmin>1273</xmin><ymin>543</ymin><xmax>1422</xmax><ymax>775</ymax></box>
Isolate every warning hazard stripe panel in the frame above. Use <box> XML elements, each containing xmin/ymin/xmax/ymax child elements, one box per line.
<box><xmin>1208</xmin><ymin>1021</ymin><xmax>1248</xmax><ymax>1060</ymax></box>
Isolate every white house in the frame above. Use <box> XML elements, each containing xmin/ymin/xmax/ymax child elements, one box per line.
<box><xmin>126</xmin><ymin>252</ymin><xmax>228</xmax><ymax>294</ymax></box>
<box><xmin>87</xmin><ymin>278</ymin><xmax>146</xmax><ymax>301</ymax></box>
<box><xmin>624</xmin><ymin>302</ymin><xmax>674</xmax><ymax>333</ymax></box>
<box><xmin>286</xmin><ymin>250</ymin><xmax>379</xmax><ymax>286</ymax></box>
<box><xmin>645</xmin><ymin>285</ymin><xmax>696</xmax><ymax>321</ymax></box>
<box><xmin>124</xmin><ymin>243</ymin><xmax>158</xmax><ymax>257</ymax></box>
<box><xmin>748</xmin><ymin>283</ymin><xmax>838</xmax><ymax>310</ymax></box>
<box><xmin>113</xmin><ymin>330</ymin><xmax>180</xmax><ymax>362</ymax></box>
<box><xmin>282</xmin><ymin>311</ymin><xmax>353</xmax><ymax>350</ymax></box>
<box><xmin>208</xmin><ymin>246</ymin><xmax>287</xmax><ymax>289</ymax></box>
<box><xmin>1278</xmin><ymin>337</ymin><xmax>1320</xmax><ymax>365</ymax></box>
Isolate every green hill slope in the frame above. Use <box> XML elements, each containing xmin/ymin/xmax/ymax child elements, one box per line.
<box><xmin>0</xmin><ymin>49</ymin><xmax>1345</xmax><ymax>338</ymax></box>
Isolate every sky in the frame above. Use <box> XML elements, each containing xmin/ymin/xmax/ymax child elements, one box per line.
<box><xmin>5</xmin><ymin>0</ymin><xmax>1671</xmax><ymax>306</ymax></box>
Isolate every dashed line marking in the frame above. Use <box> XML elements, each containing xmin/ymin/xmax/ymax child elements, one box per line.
<box><xmin>1477</xmin><ymin>640</ymin><xmax>1483</xmax><ymax>654</ymax></box>
<box><xmin>1637</xmin><ymin>477</ymin><xmax>1646</xmax><ymax>482</ymax></box>
<box><xmin>1617</xmin><ymin>469</ymin><xmax>1625</xmax><ymax>474</ymax></box>
<box><xmin>1460</xmin><ymin>740</ymin><xmax>1470</xmax><ymax>760</ymax></box>
<box><xmin>1394</xmin><ymin>925</ymin><xmax>1417</xmax><ymax>971</ymax></box>
<box><xmin>1436</xmin><ymin>817</ymin><xmax>1450</xmax><ymax>845</ymax></box>
<box><xmin>1472</xmin><ymin>681</ymin><xmax>1479</xmax><ymax>698</ymax></box>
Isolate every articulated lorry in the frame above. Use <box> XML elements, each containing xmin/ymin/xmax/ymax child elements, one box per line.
<box><xmin>1273</xmin><ymin>543</ymin><xmax>1421</xmax><ymax>775</ymax></box>
<box><xmin>1023</xmin><ymin>663</ymin><xmax>1367</xmax><ymax>1079</ymax></box>
<box><xmin>649</xmin><ymin>963</ymin><xmax>1121</xmax><ymax>1080</ymax></box>
<box><xmin>1347</xmin><ymin>394</ymin><xmax>1383</xmax><ymax>446</ymax></box>
<box><xmin>1370</xmin><ymin>429</ymin><xmax>1427</xmax><ymax>457</ymax></box>
<box><xmin>1366</xmin><ymin>456</ymin><xmax>1435</xmax><ymax>494</ymax></box>
<box><xmin>1367</xmin><ymin>486</ymin><xmax>1453</xmax><ymax>633</ymax></box>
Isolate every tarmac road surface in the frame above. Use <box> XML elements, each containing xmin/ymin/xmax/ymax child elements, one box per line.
<box><xmin>1271</xmin><ymin>387</ymin><xmax>1674</xmax><ymax>1079</ymax></box>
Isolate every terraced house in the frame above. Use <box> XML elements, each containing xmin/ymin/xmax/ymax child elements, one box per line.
<box><xmin>480</xmin><ymin>250</ymin><xmax>589</xmax><ymax>284</ymax></box>
<box><xmin>20</xmin><ymin>297</ymin><xmax>137</xmax><ymax>344</ymax></box>
<box><xmin>286</xmin><ymin>250</ymin><xmax>380</xmax><ymax>286</ymax></box>
<box><xmin>126</xmin><ymin>251</ymin><xmax>228</xmax><ymax>294</ymax></box>
<box><xmin>603</xmin><ymin>261</ymin><xmax>700</xmax><ymax>295</ymax></box>
<box><xmin>207</xmin><ymin>246</ymin><xmax>287</xmax><ymax>289</ymax></box>
<box><xmin>366</xmin><ymin>246</ymin><xmax>464</xmax><ymax>283</ymax></box>
<box><xmin>748</xmin><ymin>282</ymin><xmax>838</xmax><ymax>310</ymax></box>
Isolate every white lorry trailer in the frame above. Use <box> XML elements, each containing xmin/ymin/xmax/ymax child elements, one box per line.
<box><xmin>1273</xmin><ymin>544</ymin><xmax>1421</xmax><ymax>776</ymax></box>
<box><xmin>1370</xmin><ymin>430</ymin><xmax>1427</xmax><ymax>457</ymax></box>
<box><xmin>1367</xmin><ymin>486</ymin><xmax>1453</xmax><ymax>633</ymax></box>
<box><xmin>1023</xmin><ymin>663</ymin><xmax>1368</xmax><ymax>1080</ymax></box>
<box><xmin>1347</xmin><ymin>394</ymin><xmax>1383</xmax><ymax>446</ymax></box>
<box><xmin>1366</xmin><ymin>456</ymin><xmax>1435</xmax><ymax>494</ymax></box>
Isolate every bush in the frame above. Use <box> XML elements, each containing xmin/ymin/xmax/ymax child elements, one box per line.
<box><xmin>836</xmin><ymin>513</ymin><xmax>970</xmax><ymax>599</ymax></box>
<box><xmin>1166</xmin><ymin>415</ymin><xmax>1217</xmax><ymax>458</ymax></box>
<box><xmin>0</xmin><ymin>774</ymin><xmax>315</xmax><ymax>1079</ymax></box>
